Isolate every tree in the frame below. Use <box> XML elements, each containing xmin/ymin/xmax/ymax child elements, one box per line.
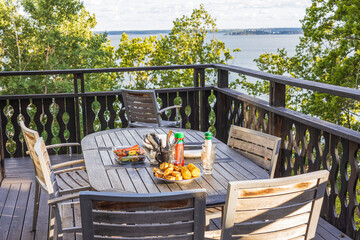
<box><xmin>0</xmin><ymin>0</ymin><xmax>117</xmax><ymax>94</ymax></box>
<box><xmin>115</xmin><ymin>33</ymin><xmax>158</xmax><ymax>89</ymax></box>
<box><xmin>237</xmin><ymin>0</ymin><xmax>360</xmax><ymax>130</ymax></box>
<box><xmin>115</xmin><ymin>4</ymin><xmax>233</xmax><ymax>89</ymax></box>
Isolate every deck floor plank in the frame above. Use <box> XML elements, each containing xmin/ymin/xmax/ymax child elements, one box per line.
<box><xmin>0</xmin><ymin>156</ymin><xmax>353</xmax><ymax>240</ymax></box>
<box><xmin>34</xmin><ymin>189</ymin><xmax>50</xmax><ymax>240</ymax></box>
<box><xmin>0</xmin><ymin>182</ymin><xmax>21</xmax><ymax>240</ymax></box>
<box><xmin>7</xmin><ymin>182</ymin><xmax>32</xmax><ymax>240</ymax></box>
<box><xmin>20</xmin><ymin>181</ymin><xmax>36</xmax><ymax>240</ymax></box>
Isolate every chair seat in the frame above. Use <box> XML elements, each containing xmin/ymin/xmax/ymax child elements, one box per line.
<box><xmin>56</xmin><ymin>169</ymin><xmax>91</xmax><ymax>193</ymax></box>
<box><xmin>129</xmin><ymin>120</ymin><xmax>181</xmax><ymax>128</ymax></box>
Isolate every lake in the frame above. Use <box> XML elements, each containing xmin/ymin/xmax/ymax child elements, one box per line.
<box><xmin>107</xmin><ymin>32</ymin><xmax>302</xmax><ymax>99</ymax></box>
<box><xmin>108</xmin><ymin>32</ymin><xmax>301</xmax><ymax>69</ymax></box>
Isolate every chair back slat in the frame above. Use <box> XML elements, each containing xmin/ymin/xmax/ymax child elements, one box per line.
<box><xmin>93</xmin><ymin>221</ymin><xmax>195</xmax><ymax>237</ymax></box>
<box><xmin>80</xmin><ymin>190</ymin><xmax>206</xmax><ymax>240</ymax></box>
<box><xmin>234</xmin><ymin>201</ymin><xmax>313</xmax><ymax>223</ymax></box>
<box><xmin>220</xmin><ymin>170</ymin><xmax>329</xmax><ymax>240</ymax></box>
<box><xmin>34</xmin><ymin>137</ymin><xmax>60</xmax><ymax>197</ymax></box>
<box><xmin>237</xmin><ymin>188</ymin><xmax>316</xmax><ymax>210</ymax></box>
<box><xmin>19</xmin><ymin>120</ymin><xmax>47</xmax><ymax>184</ymax></box>
<box><xmin>92</xmin><ymin>208</ymin><xmax>194</xmax><ymax>225</ymax></box>
<box><xmin>233</xmin><ymin>224</ymin><xmax>307</xmax><ymax>240</ymax></box>
<box><xmin>122</xmin><ymin>89</ymin><xmax>160</xmax><ymax>125</ymax></box>
<box><xmin>227</xmin><ymin>125</ymin><xmax>282</xmax><ymax>178</ymax></box>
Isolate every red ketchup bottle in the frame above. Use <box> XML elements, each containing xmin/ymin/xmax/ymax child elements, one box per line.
<box><xmin>174</xmin><ymin>132</ymin><xmax>184</xmax><ymax>166</ymax></box>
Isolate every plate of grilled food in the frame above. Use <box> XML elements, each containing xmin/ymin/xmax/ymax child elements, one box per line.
<box><xmin>153</xmin><ymin>162</ymin><xmax>201</xmax><ymax>183</ymax></box>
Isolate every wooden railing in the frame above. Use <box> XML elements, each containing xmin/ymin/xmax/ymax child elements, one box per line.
<box><xmin>1</xmin><ymin>64</ymin><xmax>360</xmax><ymax>238</ymax></box>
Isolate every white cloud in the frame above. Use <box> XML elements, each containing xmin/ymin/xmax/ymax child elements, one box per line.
<box><xmin>82</xmin><ymin>0</ymin><xmax>311</xmax><ymax>31</ymax></box>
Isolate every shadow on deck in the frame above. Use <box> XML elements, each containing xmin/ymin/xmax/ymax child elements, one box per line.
<box><xmin>0</xmin><ymin>156</ymin><xmax>352</xmax><ymax>240</ymax></box>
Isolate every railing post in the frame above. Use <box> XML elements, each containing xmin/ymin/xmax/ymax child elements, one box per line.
<box><xmin>198</xmin><ymin>68</ymin><xmax>209</xmax><ymax>132</ymax></box>
<box><xmin>79</xmin><ymin>73</ymin><xmax>86</xmax><ymax>138</ymax></box>
<box><xmin>0</xmin><ymin>114</ymin><xmax>4</xmax><ymax>183</ymax></box>
<box><xmin>269</xmin><ymin>82</ymin><xmax>286</xmax><ymax>177</ymax></box>
<box><xmin>192</xmin><ymin>69</ymin><xmax>200</xmax><ymax>130</ymax></box>
<box><xmin>73</xmin><ymin>74</ymin><xmax>82</xmax><ymax>147</ymax></box>
<box><xmin>216</xmin><ymin>69</ymin><xmax>229</xmax><ymax>143</ymax></box>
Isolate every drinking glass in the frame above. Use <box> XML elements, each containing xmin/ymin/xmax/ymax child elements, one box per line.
<box><xmin>149</xmin><ymin>150</ymin><xmax>158</xmax><ymax>165</ymax></box>
<box><xmin>201</xmin><ymin>144</ymin><xmax>216</xmax><ymax>174</ymax></box>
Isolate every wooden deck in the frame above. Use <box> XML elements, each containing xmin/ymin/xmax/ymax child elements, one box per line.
<box><xmin>0</xmin><ymin>156</ymin><xmax>352</xmax><ymax>240</ymax></box>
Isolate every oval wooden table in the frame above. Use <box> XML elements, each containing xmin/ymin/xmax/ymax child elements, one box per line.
<box><xmin>81</xmin><ymin>128</ymin><xmax>269</xmax><ymax>206</ymax></box>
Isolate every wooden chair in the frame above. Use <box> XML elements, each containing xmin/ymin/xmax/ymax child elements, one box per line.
<box><xmin>80</xmin><ymin>189</ymin><xmax>207</xmax><ymax>240</ymax></box>
<box><xmin>205</xmin><ymin>126</ymin><xmax>282</xmax><ymax>230</ymax></box>
<box><xmin>205</xmin><ymin>170</ymin><xmax>329</xmax><ymax>240</ymax></box>
<box><xmin>122</xmin><ymin>89</ymin><xmax>182</xmax><ymax>127</ymax></box>
<box><xmin>227</xmin><ymin>125</ymin><xmax>282</xmax><ymax>178</ymax></box>
<box><xmin>34</xmin><ymin>137</ymin><xmax>84</xmax><ymax>239</ymax></box>
<box><xmin>20</xmin><ymin>119</ymin><xmax>91</xmax><ymax>232</ymax></box>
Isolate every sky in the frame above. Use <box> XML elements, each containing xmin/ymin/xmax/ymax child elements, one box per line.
<box><xmin>82</xmin><ymin>0</ymin><xmax>312</xmax><ymax>31</ymax></box>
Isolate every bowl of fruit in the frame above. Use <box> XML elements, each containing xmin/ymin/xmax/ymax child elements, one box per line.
<box><xmin>113</xmin><ymin>145</ymin><xmax>146</xmax><ymax>164</ymax></box>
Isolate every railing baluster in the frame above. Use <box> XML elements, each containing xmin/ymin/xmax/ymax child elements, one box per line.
<box><xmin>85</xmin><ymin>96</ymin><xmax>96</xmax><ymax>134</ymax></box>
<box><xmin>118</xmin><ymin>93</ymin><xmax>128</xmax><ymax>128</ymax></box>
<box><xmin>0</xmin><ymin>100</ymin><xmax>8</xmax><ymax>159</ymax></box>
<box><xmin>107</xmin><ymin>95</ymin><xmax>117</xmax><ymax>129</ymax></box>
<box><xmin>66</xmin><ymin>97</ymin><xmax>77</xmax><ymax>147</ymax></box>
<box><xmin>9</xmin><ymin>99</ymin><xmax>21</xmax><ymax>157</ymax></box>
<box><xmin>43</xmin><ymin>98</ymin><xmax>53</xmax><ymax>146</ymax></box>
<box><xmin>168</xmin><ymin>92</ymin><xmax>177</xmax><ymax>121</ymax></box>
<box><xmin>55</xmin><ymin>98</ymin><xmax>67</xmax><ymax>154</ymax></box>
<box><xmin>179</xmin><ymin>91</ymin><xmax>188</xmax><ymax>129</ymax></box>
<box><xmin>97</xmin><ymin>96</ymin><xmax>107</xmax><ymax>131</ymax></box>
<box><xmin>158</xmin><ymin>92</ymin><xmax>168</xmax><ymax>121</ymax></box>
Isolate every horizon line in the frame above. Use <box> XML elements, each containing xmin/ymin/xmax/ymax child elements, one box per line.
<box><xmin>94</xmin><ymin>27</ymin><xmax>303</xmax><ymax>33</ymax></box>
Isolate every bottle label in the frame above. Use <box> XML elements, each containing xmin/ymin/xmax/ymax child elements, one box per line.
<box><xmin>174</xmin><ymin>141</ymin><xmax>184</xmax><ymax>166</ymax></box>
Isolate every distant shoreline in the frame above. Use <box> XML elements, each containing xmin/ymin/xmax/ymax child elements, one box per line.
<box><xmin>95</xmin><ymin>27</ymin><xmax>303</xmax><ymax>36</ymax></box>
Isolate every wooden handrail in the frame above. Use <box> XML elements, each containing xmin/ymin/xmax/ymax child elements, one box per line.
<box><xmin>215</xmin><ymin>87</ymin><xmax>360</xmax><ymax>144</ymax></box>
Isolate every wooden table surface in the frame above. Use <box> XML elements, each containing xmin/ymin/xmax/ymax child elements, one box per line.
<box><xmin>81</xmin><ymin>128</ymin><xmax>269</xmax><ymax>205</ymax></box>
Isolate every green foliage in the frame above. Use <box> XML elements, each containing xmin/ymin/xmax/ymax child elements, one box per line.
<box><xmin>0</xmin><ymin>0</ymin><xmax>116</xmax><ymax>94</ymax></box>
<box><xmin>238</xmin><ymin>0</ymin><xmax>360</xmax><ymax>130</ymax></box>
<box><xmin>115</xmin><ymin>4</ymin><xmax>234</xmax><ymax>89</ymax></box>
<box><xmin>1</xmin><ymin>2</ymin><xmax>235</xmax><ymax>93</ymax></box>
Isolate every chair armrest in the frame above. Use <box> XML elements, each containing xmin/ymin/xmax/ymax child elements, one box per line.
<box><xmin>54</xmin><ymin>166</ymin><xmax>86</xmax><ymax>174</ymax></box>
<box><xmin>52</xmin><ymin>159</ymin><xmax>85</xmax><ymax>170</ymax></box>
<box><xmin>158</xmin><ymin>105</ymin><xmax>182</xmax><ymax>114</ymax></box>
<box><xmin>48</xmin><ymin>192</ymin><xmax>79</xmax><ymax>205</ymax></box>
<box><xmin>46</xmin><ymin>142</ymin><xmax>80</xmax><ymax>149</ymax></box>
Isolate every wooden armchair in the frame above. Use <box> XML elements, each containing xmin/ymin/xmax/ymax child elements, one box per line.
<box><xmin>34</xmin><ymin>137</ymin><xmax>84</xmax><ymax>239</ymax></box>
<box><xmin>227</xmin><ymin>125</ymin><xmax>282</xmax><ymax>178</ymax></box>
<box><xmin>20</xmin><ymin>120</ymin><xmax>90</xmax><ymax>232</ymax></box>
<box><xmin>122</xmin><ymin>89</ymin><xmax>182</xmax><ymax>128</ymax></box>
<box><xmin>205</xmin><ymin>170</ymin><xmax>329</xmax><ymax>240</ymax></box>
<box><xmin>206</xmin><ymin>126</ymin><xmax>282</xmax><ymax>230</ymax></box>
<box><xmin>80</xmin><ymin>189</ymin><xmax>207</xmax><ymax>240</ymax></box>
